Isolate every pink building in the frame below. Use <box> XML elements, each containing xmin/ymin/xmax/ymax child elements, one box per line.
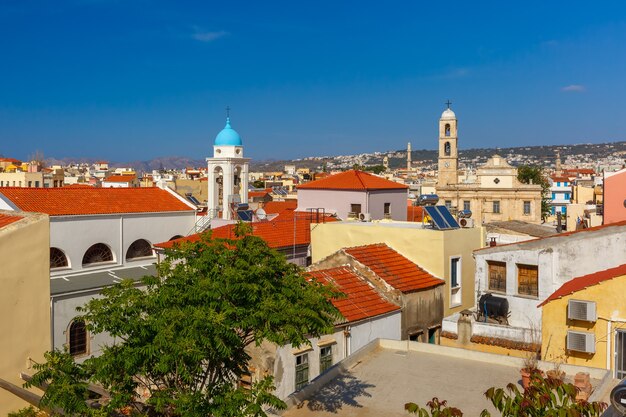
<box><xmin>297</xmin><ymin>170</ymin><xmax>408</xmax><ymax>221</ymax></box>
<box><xmin>604</xmin><ymin>168</ymin><xmax>626</xmax><ymax>225</ymax></box>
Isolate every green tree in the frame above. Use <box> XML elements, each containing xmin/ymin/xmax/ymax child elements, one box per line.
<box><xmin>364</xmin><ymin>165</ymin><xmax>387</xmax><ymax>175</ymax></box>
<box><xmin>517</xmin><ymin>165</ymin><xmax>551</xmax><ymax>222</ymax></box>
<box><xmin>252</xmin><ymin>179</ymin><xmax>265</xmax><ymax>189</ymax></box>
<box><xmin>25</xmin><ymin>227</ymin><xmax>342</xmax><ymax>417</ymax></box>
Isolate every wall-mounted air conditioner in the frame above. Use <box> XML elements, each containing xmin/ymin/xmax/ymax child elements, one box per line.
<box><xmin>568</xmin><ymin>300</ymin><xmax>597</xmax><ymax>322</ymax></box>
<box><xmin>359</xmin><ymin>212</ymin><xmax>371</xmax><ymax>222</ymax></box>
<box><xmin>566</xmin><ymin>330</ymin><xmax>595</xmax><ymax>354</ymax></box>
<box><xmin>459</xmin><ymin>218</ymin><xmax>474</xmax><ymax>228</ymax></box>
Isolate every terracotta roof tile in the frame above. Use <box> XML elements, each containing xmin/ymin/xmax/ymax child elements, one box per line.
<box><xmin>262</xmin><ymin>200</ymin><xmax>298</xmax><ymax>214</ymax></box>
<box><xmin>309</xmin><ymin>266</ymin><xmax>400</xmax><ymax>323</ymax></box>
<box><xmin>155</xmin><ymin>210</ymin><xmax>337</xmax><ymax>250</ymax></box>
<box><xmin>344</xmin><ymin>243</ymin><xmax>444</xmax><ymax>293</ymax></box>
<box><xmin>297</xmin><ymin>170</ymin><xmax>408</xmax><ymax>191</ymax></box>
<box><xmin>0</xmin><ymin>187</ymin><xmax>193</xmax><ymax>216</ymax></box>
<box><xmin>0</xmin><ymin>213</ymin><xmax>23</xmax><ymax>228</ymax></box>
<box><xmin>539</xmin><ymin>263</ymin><xmax>626</xmax><ymax>307</ymax></box>
<box><xmin>104</xmin><ymin>174</ymin><xmax>136</xmax><ymax>182</ymax></box>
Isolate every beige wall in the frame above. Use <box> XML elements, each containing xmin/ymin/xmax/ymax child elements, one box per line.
<box><xmin>310</xmin><ymin>221</ymin><xmax>485</xmax><ymax>316</ymax></box>
<box><xmin>0</xmin><ymin>171</ymin><xmax>44</xmax><ymax>187</ymax></box>
<box><xmin>0</xmin><ymin>211</ymin><xmax>51</xmax><ymax>414</ymax></box>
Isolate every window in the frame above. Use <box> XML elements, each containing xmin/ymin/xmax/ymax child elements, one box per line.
<box><xmin>50</xmin><ymin>247</ymin><xmax>69</xmax><ymax>269</ymax></box>
<box><xmin>384</xmin><ymin>202</ymin><xmax>391</xmax><ymax>216</ymax></box>
<box><xmin>35</xmin><ymin>181</ymin><xmax>40</xmax><ymax>187</ymax></box>
<box><xmin>69</xmin><ymin>320</ymin><xmax>88</xmax><ymax>356</ymax></box>
<box><xmin>320</xmin><ymin>346</ymin><xmax>333</xmax><ymax>373</ymax></box>
<box><xmin>350</xmin><ymin>204</ymin><xmax>362</xmax><ymax>214</ymax></box>
<box><xmin>444</xmin><ymin>141</ymin><xmax>451</xmax><ymax>155</ymax></box>
<box><xmin>450</xmin><ymin>257</ymin><xmax>462</xmax><ymax>306</ymax></box>
<box><xmin>493</xmin><ymin>201</ymin><xmax>500</xmax><ymax>214</ymax></box>
<box><xmin>463</xmin><ymin>200</ymin><xmax>470</xmax><ymax>211</ymax></box>
<box><xmin>523</xmin><ymin>201</ymin><xmax>531</xmax><ymax>215</ymax></box>
<box><xmin>517</xmin><ymin>264</ymin><xmax>538</xmax><ymax>297</ymax></box>
<box><xmin>125</xmin><ymin>239</ymin><xmax>153</xmax><ymax>260</ymax></box>
<box><xmin>488</xmin><ymin>261</ymin><xmax>506</xmax><ymax>292</ymax></box>
<box><xmin>295</xmin><ymin>353</ymin><xmax>309</xmax><ymax>390</ymax></box>
<box><xmin>445</xmin><ymin>200</ymin><xmax>452</xmax><ymax>209</ymax></box>
<box><xmin>82</xmin><ymin>243</ymin><xmax>114</xmax><ymax>266</ymax></box>
<box><xmin>28</xmin><ymin>181</ymin><xmax>32</xmax><ymax>187</ymax></box>
<box><xmin>445</xmin><ymin>124</ymin><xmax>451</xmax><ymax>137</ymax></box>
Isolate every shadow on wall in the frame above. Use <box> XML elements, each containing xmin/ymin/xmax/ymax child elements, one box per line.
<box><xmin>302</xmin><ymin>373</ymin><xmax>375</xmax><ymax>413</ymax></box>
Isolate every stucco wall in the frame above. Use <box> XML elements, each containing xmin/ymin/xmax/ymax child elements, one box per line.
<box><xmin>604</xmin><ymin>169</ymin><xmax>626</xmax><ymax>225</ymax></box>
<box><xmin>50</xmin><ymin>212</ymin><xmax>195</xmax><ymax>276</ymax></box>
<box><xmin>0</xmin><ymin>213</ymin><xmax>51</xmax><ymax>415</ymax></box>
<box><xmin>297</xmin><ymin>189</ymin><xmax>407</xmax><ymax>221</ymax></box>
<box><xmin>311</xmin><ymin>222</ymin><xmax>485</xmax><ymax>317</ymax></box>
<box><xmin>541</xmin><ymin>275</ymin><xmax>626</xmax><ymax>375</ymax></box>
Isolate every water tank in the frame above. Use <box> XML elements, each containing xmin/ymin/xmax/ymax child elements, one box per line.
<box><xmin>479</xmin><ymin>293</ymin><xmax>509</xmax><ymax>320</ymax></box>
<box><xmin>418</xmin><ymin>194</ymin><xmax>439</xmax><ymax>206</ymax></box>
<box><xmin>458</xmin><ymin>210</ymin><xmax>472</xmax><ymax>219</ymax></box>
<box><xmin>611</xmin><ymin>378</ymin><xmax>626</xmax><ymax>415</ymax></box>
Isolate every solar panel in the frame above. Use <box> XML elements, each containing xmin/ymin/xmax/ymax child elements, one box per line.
<box><xmin>237</xmin><ymin>210</ymin><xmax>254</xmax><ymax>222</ymax></box>
<box><xmin>186</xmin><ymin>195</ymin><xmax>201</xmax><ymax>205</ymax></box>
<box><xmin>424</xmin><ymin>205</ymin><xmax>460</xmax><ymax>230</ymax></box>
<box><xmin>437</xmin><ymin>205</ymin><xmax>460</xmax><ymax>229</ymax></box>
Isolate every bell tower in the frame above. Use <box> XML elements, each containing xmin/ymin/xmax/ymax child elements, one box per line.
<box><xmin>437</xmin><ymin>101</ymin><xmax>459</xmax><ymax>187</ymax></box>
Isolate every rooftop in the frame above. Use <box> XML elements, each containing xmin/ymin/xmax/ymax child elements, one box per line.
<box><xmin>344</xmin><ymin>244</ymin><xmax>444</xmax><ymax>293</ymax></box>
<box><xmin>539</xmin><ymin>263</ymin><xmax>626</xmax><ymax>306</ymax></box>
<box><xmin>104</xmin><ymin>174</ymin><xmax>137</xmax><ymax>182</ymax></box>
<box><xmin>485</xmin><ymin>220</ymin><xmax>558</xmax><ymax>238</ymax></box>
<box><xmin>0</xmin><ymin>187</ymin><xmax>195</xmax><ymax>216</ymax></box>
<box><xmin>0</xmin><ymin>213</ymin><xmax>24</xmax><ymax>229</ymax></box>
<box><xmin>308</xmin><ymin>266</ymin><xmax>400</xmax><ymax>323</ymax></box>
<box><xmin>51</xmin><ymin>264</ymin><xmax>157</xmax><ymax>295</ymax></box>
<box><xmin>283</xmin><ymin>340</ymin><xmax>609</xmax><ymax>417</ymax></box>
<box><xmin>297</xmin><ymin>170</ymin><xmax>408</xmax><ymax>191</ymax></box>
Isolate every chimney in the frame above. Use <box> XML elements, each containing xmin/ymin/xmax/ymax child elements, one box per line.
<box><xmin>489</xmin><ymin>237</ymin><xmax>497</xmax><ymax>247</ymax></box>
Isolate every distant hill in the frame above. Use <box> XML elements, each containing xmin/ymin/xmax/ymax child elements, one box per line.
<box><xmin>42</xmin><ymin>140</ymin><xmax>626</xmax><ymax>173</ymax></box>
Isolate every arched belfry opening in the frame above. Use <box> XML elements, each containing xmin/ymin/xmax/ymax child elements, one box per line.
<box><xmin>445</xmin><ymin>124</ymin><xmax>451</xmax><ymax>137</ymax></box>
<box><xmin>444</xmin><ymin>141</ymin><xmax>451</xmax><ymax>156</ymax></box>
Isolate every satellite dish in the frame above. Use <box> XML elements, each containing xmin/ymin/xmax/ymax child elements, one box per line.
<box><xmin>256</xmin><ymin>208</ymin><xmax>267</xmax><ymax>220</ymax></box>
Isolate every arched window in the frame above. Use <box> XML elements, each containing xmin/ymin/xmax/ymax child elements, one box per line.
<box><xmin>126</xmin><ymin>239</ymin><xmax>153</xmax><ymax>260</ymax></box>
<box><xmin>169</xmin><ymin>235</ymin><xmax>183</xmax><ymax>241</ymax></box>
<box><xmin>444</xmin><ymin>141</ymin><xmax>451</xmax><ymax>156</ymax></box>
<box><xmin>68</xmin><ymin>320</ymin><xmax>87</xmax><ymax>356</ymax></box>
<box><xmin>445</xmin><ymin>124</ymin><xmax>451</xmax><ymax>137</ymax></box>
<box><xmin>50</xmin><ymin>247</ymin><xmax>69</xmax><ymax>269</ymax></box>
<box><xmin>82</xmin><ymin>243</ymin><xmax>114</xmax><ymax>266</ymax></box>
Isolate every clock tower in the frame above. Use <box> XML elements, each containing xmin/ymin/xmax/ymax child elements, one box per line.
<box><xmin>437</xmin><ymin>102</ymin><xmax>459</xmax><ymax>187</ymax></box>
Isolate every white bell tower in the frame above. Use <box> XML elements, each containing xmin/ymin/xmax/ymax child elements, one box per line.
<box><xmin>206</xmin><ymin>110</ymin><xmax>250</xmax><ymax>220</ymax></box>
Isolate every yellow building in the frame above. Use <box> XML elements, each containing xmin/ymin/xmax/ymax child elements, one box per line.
<box><xmin>540</xmin><ymin>264</ymin><xmax>626</xmax><ymax>377</ymax></box>
<box><xmin>0</xmin><ymin>211</ymin><xmax>51</xmax><ymax>414</ymax></box>
<box><xmin>310</xmin><ymin>220</ymin><xmax>485</xmax><ymax>316</ymax></box>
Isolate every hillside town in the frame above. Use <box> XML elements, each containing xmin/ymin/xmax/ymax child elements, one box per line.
<box><xmin>1</xmin><ymin>105</ymin><xmax>626</xmax><ymax>417</ymax></box>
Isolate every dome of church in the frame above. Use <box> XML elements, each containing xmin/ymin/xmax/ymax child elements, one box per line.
<box><xmin>214</xmin><ymin>118</ymin><xmax>243</xmax><ymax>146</ymax></box>
<box><xmin>441</xmin><ymin>108</ymin><xmax>456</xmax><ymax>120</ymax></box>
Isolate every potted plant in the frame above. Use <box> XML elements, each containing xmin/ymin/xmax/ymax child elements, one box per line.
<box><xmin>520</xmin><ymin>350</ymin><xmax>542</xmax><ymax>389</ymax></box>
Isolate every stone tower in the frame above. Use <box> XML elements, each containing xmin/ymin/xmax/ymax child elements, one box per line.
<box><xmin>207</xmin><ymin>115</ymin><xmax>250</xmax><ymax>220</ymax></box>
<box><xmin>407</xmin><ymin>142</ymin><xmax>412</xmax><ymax>171</ymax></box>
<box><xmin>437</xmin><ymin>106</ymin><xmax>459</xmax><ymax>187</ymax></box>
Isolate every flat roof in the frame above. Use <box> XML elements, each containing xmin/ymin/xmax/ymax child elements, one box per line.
<box><xmin>283</xmin><ymin>340</ymin><xmax>606</xmax><ymax>417</ymax></box>
<box><xmin>51</xmin><ymin>264</ymin><xmax>156</xmax><ymax>295</ymax></box>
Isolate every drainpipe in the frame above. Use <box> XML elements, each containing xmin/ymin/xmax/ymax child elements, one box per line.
<box><xmin>607</xmin><ymin>321</ymin><xmax>612</xmax><ymax>371</ymax></box>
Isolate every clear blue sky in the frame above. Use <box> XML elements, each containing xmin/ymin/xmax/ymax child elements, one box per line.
<box><xmin>1</xmin><ymin>1</ymin><xmax>626</xmax><ymax>162</ymax></box>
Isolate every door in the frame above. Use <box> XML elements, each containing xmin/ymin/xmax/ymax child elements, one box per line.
<box><xmin>616</xmin><ymin>330</ymin><xmax>626</xmax><ymax>379</ymax></box>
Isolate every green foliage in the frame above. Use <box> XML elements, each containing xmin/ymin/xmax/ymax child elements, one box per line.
<box><xmin>405</xmin><ymin>398</ymin><xmax>463</xmax><ymax>416</ymax></box>
<box><xmin>364</xmin><ymin>165</ymin><xmax>387</xmax><ymax>174</ymax></box>
<box><xmin>406</xmin><ymin>374</ymin><xmax>606</xmax><ymax>417</ymax></box>
<box><xmin>251</xmin><ymin>180</ymin><xmax>265</xmax><ymax>189</ymax></box>
<box><xmin>517</xmin><ymin>165</ymin><xmax>551</xmax><ymax>221</ymax></box>
<box><xmin>27</xmin><ymin>231</ymin><xmax>342</xmax><ymax>417</ymax></box>
<box><xmin>8</xmin><ymin>407</ymin><xmax>41</xmax><ymax>417</ymax></box>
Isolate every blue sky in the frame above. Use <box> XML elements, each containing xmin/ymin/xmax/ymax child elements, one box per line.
<box><xmin>1</xmin><ymin>1</ymin><xmax>626</xmax><ymax>162</ymax></box>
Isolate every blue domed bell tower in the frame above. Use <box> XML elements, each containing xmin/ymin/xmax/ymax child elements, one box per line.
<box><xmin>207</xmin><ymin>110</ymin><xmax>250</xmax><ymax>220</ymax></box>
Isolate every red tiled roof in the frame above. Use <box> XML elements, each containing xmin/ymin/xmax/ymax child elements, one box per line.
<box><xmin>298</xmin><ymin>170</ymin><xmax>408</xmax><ymax>191</ymax></box>
<box><xmin>475</xmin><ymin>220</ymin><xmax>626</xmax><ymax>252</ymax></box>
<box><xmin>539</xmin><ymin>264</ymin><xmax>626</xmax><ymax>307</ymax></box>
<box><xmin>407</xmin><ymin>204</ymin><xmax>424</xmax><ymax>222</ymax></box>
<box><xmin>0</xmin><ymin>187</ymin><xmax>194</xmax><ymax>215</ymax></box>
<box><xmin>104</xmin><ymin>174</ymin><xmax>136</xmax><ymax>183</ymax></box>
<box><xmin>262</xmin><ymin>200</ymin><xmax>298</xmax><ymax>214</ymax></box>
<box><xmin>563</xmin><ymin>168</ymin><xmax>595</xmax><ymax>175</ymax></box>
<box><xmin>344</xmin><ymin>243</ymin><xmax>444</xmax><ymax>293</ymax></box>
<box><xmin>309</xmin><ymin>266</ymin><xmax>400</xmax><ymax>323</ymax></box>
<box><xmin>0</xmin><ymin>158</ymin><xmax>22</xmax><ymax>163</ymax></box>
<box><xmin>551</xmin><ymin>176</ymin><xmax>571</xmax><ymax>182</ymax></box>
<box><xmin>0</xmin><ymin>213</ymin><xmax>23</xmax><ymax>228</ymax></box>
<box><xmin>249</xmin><ymin>190</ymin><xmax>271</xmax><ymax>198</ymax></box>
<box><xmin>155</xmin><ymin>210</ymin><xmax>337</xmax><ymax>250</ymax></box>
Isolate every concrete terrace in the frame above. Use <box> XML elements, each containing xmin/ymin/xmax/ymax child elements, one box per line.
<box><xmin>281</xmin><ymin>340</ymin><xmax>611</xmax><ymax>417</ymax></box>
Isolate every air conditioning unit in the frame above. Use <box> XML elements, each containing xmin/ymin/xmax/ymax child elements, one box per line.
<box><xmin>359</xmin><ymin>212</ymin><xmax>371</xmax><ymax>222</ymax></box>
<box><xmin>568</xmin><ymin>300</ymin><xmax>597</xmax><ymax>322</ymax></box>
<box><xmin>459</xmin><ymin>218</ymin><xmax>474</xmax><ymax>228</ymax></box>
<box><xmin>567</xmin><ymin>331</ymin><xmax>595</xmax><ymax>354</ymax></box>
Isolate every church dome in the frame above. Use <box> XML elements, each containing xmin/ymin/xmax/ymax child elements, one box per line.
<box><xmin>214</xmin><ymin>118</ymin><xmax>242</xmax><ymax>146</ymax></box>
<box><xmin>441</xmin><ymin>108</ymin><xmax>456</xmax><ymax>120</ymax></box>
